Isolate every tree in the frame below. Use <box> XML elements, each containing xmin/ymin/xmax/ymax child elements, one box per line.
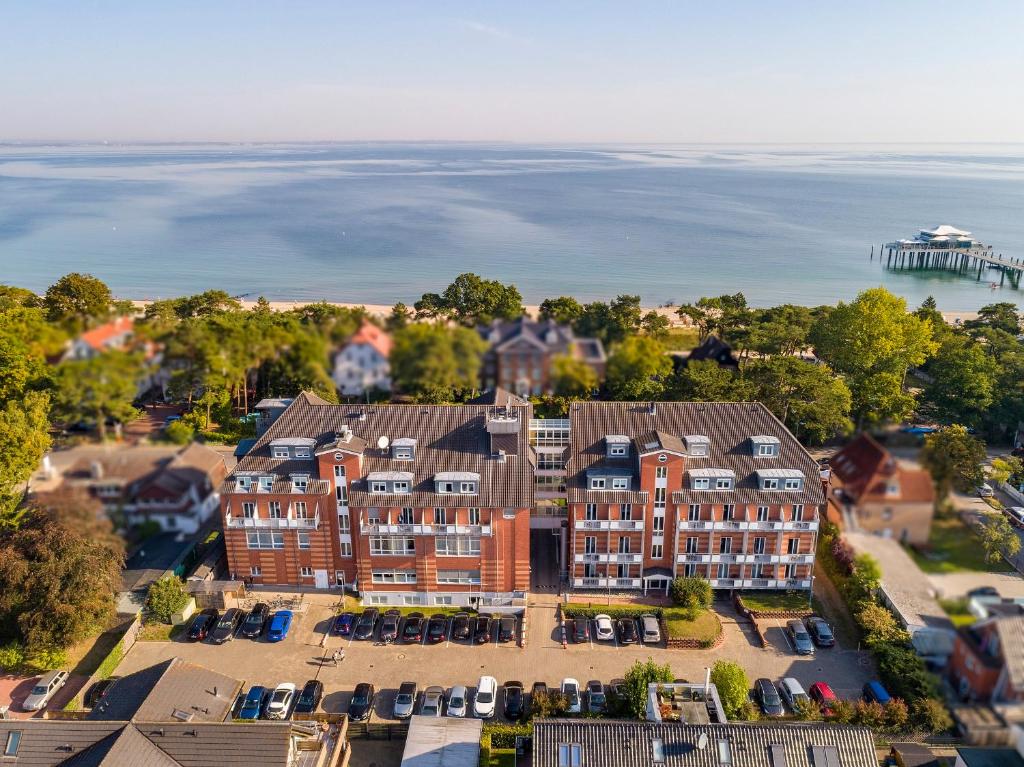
<box><xmin>386</xmin><ymin>302</ymin><xmax>413</xmax><ymax>332</ymax></box>
<box><xmin>416</xmin><ymin>273</ymin><xmax>523</xmax><ymax>325</ymax></box>
<box><xmin>146</xmin><ymin>576</ymin><xmax>190</xmax><ymax>624</ymax></box>
<box><xmin>741</xmin><ymin>304</ymin><xmax>814</xmax><ymax>357</ymax></box>
<box><xmin>710</xmin><ymin>660</ymin><xmax>749</xmax><ymax>720</ymax></box>
<box><xmin>0</xmin><ymin>508</ymin><xmax>123</xmax><ymax>655</ymax></box>
<box><xmin>574</xmin><ymin>295</ymin><xmax>645</xmax><ymax>345</ymax></box>
<box><xmin>529</xmin><ymin>689</ymin><xmax>569</xmax><ymax>719</ymax></box>
<box><xmin>539</xmin><ymin>296</ymin><xmax>584</xmax><ymax>325</ymax></box>
<box><xmin>742</xmin><ymin>357</ymin><xmax>853</xmax><ymax>444</ymax></box>
<box><xmin>43</xmin><ymin>273</ymin><xmax>112</xmax><ymax>328</ymax></box>
<box><xmin>923</xmin><ymin>333</ymin><xmax>998</xmax><ymax>428</ymax></box>
<box><xmin>920</xmin><ymin>425</ymin><xmax>986</xmax><ymax>498</ymax></box>
<box><xmin>606</xmin><ymin>336</ymin><xmax>673</xmax><ymax>401</ymax></box>
<box><xmin>622</xmin><ymin>658</ymin><xmax>674</xmax><ymax>718</ymax></box>
<box><xmin>809</xmin><ymin>288</ymin><xmax>937</xmax><ymax>425</ymax></box>
<box><xmin>52</xmin><ymin>351</ymin><xmax>142</xmax><ymax>440</ymax></box>
<box><xmin>911</xmin><ymin>697</ymin><xmax>953</xmax><ymax>734</ymax></box>
<box><xmin>550</xmin><ymin>353</ymin><xmax>598</xmax><ymax>399</ymax></box>
<box><xmin>666</xmin><ymin>360</ymin><xmax>750</xmax><ymax>402</ymax></box>
<box><xmin>164</xmin><ymin>420</ymin><xmax>195</xmax><ymax>444</ymax></box>
<box><xmin>670</xmin><ymin>577</ymin><xmax>712</xmax><ymax>617</ymax></box>
<box><xmin>30</xmin><ymin>487</ymin><xmax>123</xmax><ymax>559</ymax></box>
<box><xmin>390</xmin><ymin>323</ymin><xmax>486</xmax><ymax>401</ymax></box>
<box><xmin>676</xmin><ymin>294</ymin><xmax>750</xmax><ymax>343</ymax></box>
<box><xmin>966</xmin><ymin>302</ymin><xmax>1021</xmax><ymax>335</ymax></box>
<box><xmin>793</xmin><ymin>697</ymin><xmax>823</xmax><ymax>721</ymax></box>
<box><xmin>855</xmin><ymin>602</ymin><xmax>910</xmax><ymax>646</ymax></box>
<box><xmin>977</xmin><ymin>514</ymin><xmax>1022</xmax><ymax>565</ymax></box>
<box><xmin>883</xmin><ymin>698</ymin><xmax>910</xmax><ymax>733</ymax></box>
<box><xmin>0</xmin><ymin>392</ymin><xmax>52</xmax><ymax>527</ymax></box>
<box><xmin>845</xmin><ymin>553</ymin><xmax>882</xmax><ymax>607</ymax></box>
<box><xmin>640</xmin><ymin>311</ymin><xmax>671</xmax><ymax>341</ymax></box>
<box><xmin>989</xmin><ymin>456</ymin><xmax>1023</xmax><ymax>487</ymax></box>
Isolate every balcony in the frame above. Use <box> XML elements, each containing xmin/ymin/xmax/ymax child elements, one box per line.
<box><xmin>717</xmin><ymin>520</ymin><xmax>749</xmax><ymax>531</ymax></box>
<box><xmin>574</xmin><ymin>552</ymin><xmax>643</xmax><ymax>564</ymax></box>
<box><xmin>711</xmin><ymin>578</ymin><xmax>812</xmax><ymax>590</ymax></box>
<box><xmin>676</xmin><ymin>553</ymin><xmax>711</xmax><ymax>564</ymax></box>
<box><xmin>359</xmin><ymin>522</ymin><xmax>492</xmax><ymax>536</ymax></box>
<box><xmin>678</xmin><ymin>519</ymin><xmax>710</xmax><ymax>530</ymax></box>
<box><xmin>225</xmin><ymin>512</ymin><xmax>320</xmax><ymax>529</ymax></box>
<box><xmin>572</xmin><ymin>577</ymin><xmax>642</xmax><ymax>590</ymax></box>
<box><xmin>574</xmin><ymin>519</ymin><xmax>645</xmax><ymax>531</ymax></box>
<box><xmin>783</xmin><ymin>520</ymin><xmax>819</xmax><ymax>531</ymax></box>
<box><xmin>751</xmin><ymin>520</ymin><xmax>783</xmax><ymax>531</ymax></box>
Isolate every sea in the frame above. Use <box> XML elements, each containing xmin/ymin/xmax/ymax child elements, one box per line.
<box><xmin>2</xmin><ymin>143</ymin><xmax>1024</xmax><ymax>312</ymax></box>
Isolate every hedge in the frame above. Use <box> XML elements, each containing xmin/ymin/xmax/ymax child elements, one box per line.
<box><xmin>482</xmin><ymin>723</ymin><xmax>532</xmax><ymax>749</ymax></box>
<box><xmin>562</xmin><ymin>604</ymin><xmax>663</xmax><ymax>620</ymax></box>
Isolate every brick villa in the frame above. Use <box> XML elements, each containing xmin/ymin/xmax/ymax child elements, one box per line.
<box><xmin>221</xmin><ymin>394</ymin><xmax>824</xmax><ymax>604</ymax></box>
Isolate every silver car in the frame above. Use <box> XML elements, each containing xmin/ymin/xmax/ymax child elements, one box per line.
<box><xmin>394</xmin><ymin>681</ymin><xmax>417</xmax><ymax>719</ymax></box>
<box><xmin>640</xmin><ymin>614</ymin><xmax>661</xmax><ymax>643</ymax></box>
<box><xmin>420</xmin><ymin>685</ymin><xmax>445</xmax><ymax>717</ymax></box>
<box><xmin>786</xmin><ymin>620</ymin><xmax>815</xmax><ymax>655</ymax></box>
<box><xmin>23</xmin><ymin>670</ymin><xmax>69</xmax><ymax>711</ymax></box>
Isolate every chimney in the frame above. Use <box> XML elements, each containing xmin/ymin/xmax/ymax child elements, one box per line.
<box><xmin>90</xmin><ymin>460</ymin><xmax>104</xmax><ymax>480</ymax></box>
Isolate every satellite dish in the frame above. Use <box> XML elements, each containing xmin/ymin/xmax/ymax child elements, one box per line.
<box><xmin>377</xmin><ymin>436</ymin><xmax>390</xmax><ymax>450</ymax></box>
<box><xmin>696</xmin><ymin>734</ymin><xmax>708</xmax><ymax>751</ymax></box>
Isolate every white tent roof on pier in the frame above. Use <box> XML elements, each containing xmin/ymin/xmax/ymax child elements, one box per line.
<box><xmin>920</xmin><ymin>224</ymin><xmax>972</xmax><ymax>239</ymax></box>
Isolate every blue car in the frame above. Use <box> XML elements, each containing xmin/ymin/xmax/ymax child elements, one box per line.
<box><xmin>238</xmin><ymin>686</ymin><xmax>269</xmax><ymax>720</ymax></box>
<box><xmin>266</xmin><ymin>610</ymin><xmax>293</xmax><ymax>642</ymax></box>
<box><xmin>863</xmin><ymin>680</ymin><xmax>891</xmax><ymax>705</ymax></box>
<box><xmin>332</xmin><ymin>612</ymin><xmax>355</xmax><ymax>637</ymax></box>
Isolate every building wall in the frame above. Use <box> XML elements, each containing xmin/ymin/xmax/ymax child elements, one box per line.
<box><xmin>853</xmin><ymin>501</ymin><xmax>934</xmax><ymax>545</ymax></box>
<box><xmin>950</xmin><ymin>630</ymin><xmax>1004</xmax><ymax>702</ymax></box>
<box><xmin>332</xmin><ymin>343</ymin><xmax>391</xmax><ymax>396</ymax></box>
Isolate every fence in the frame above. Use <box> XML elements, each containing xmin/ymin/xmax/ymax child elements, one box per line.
<box><xmin>344</xmin><ymin>721</ymin><xmax>409</xmax><ymax>740</ymax></box>
<box><xmin>61</xmin><ymin>613</ymin><xmax>142</xmax><ymax>712</ymax></box>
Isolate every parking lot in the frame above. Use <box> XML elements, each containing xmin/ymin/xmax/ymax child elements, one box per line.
<box><xmin>111</xmin><ymin>593</ymin><xmax>875</xmax><ymax>722</ymax></box>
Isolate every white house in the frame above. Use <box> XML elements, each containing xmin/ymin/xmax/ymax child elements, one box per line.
<box><xmin>332</xmin><ymin>321</ymin><xmax>392</xmax><ymax>397</ymax></box>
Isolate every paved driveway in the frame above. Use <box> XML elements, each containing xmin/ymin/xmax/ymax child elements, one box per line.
<box><xmin>114</xmin><ymin>596</ymin><xmax>873</xmax><ymax>721</ymax></box>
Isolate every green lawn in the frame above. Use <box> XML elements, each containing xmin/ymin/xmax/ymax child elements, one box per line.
<box><xmin>483</xmin><ymin>749</ymin><xmax>516</xmax><ymax>767</ymax></box>
<box><xmin>939</xmin><ymin>598</ymin><xmax>976</xmax><ymax>628</ymax></box>
<box><xmin>908</xmin><ymin>512</ymin><xmax>1014</xmax><ymax>574</ymax></box>
<box><xmin>663</xmin><ymin>609</ymin><xmax>721</xmax><ymax>643</ymax></box>
<box><xmin>737</xmin><ymin>591</ymin><xmax>811</xmax><ymax>613</ymax></box>
<box><xmin>137</xmin><ymin>622</ymin><xmax>185</xmax><ymax>642</ymax></box>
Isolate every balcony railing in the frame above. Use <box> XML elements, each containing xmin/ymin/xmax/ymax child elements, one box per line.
<box><xmin>359</xmin><ymin>522</ymin><xmax>492</xmax><ymax>536</ymax></box>
<box><xmin>574</xmin><ymin>519</ymin><xmax>645</xmax><ymax>531</ymax></box>
<box><xmin>572</xmin><ymin>577</ymin><xmax>643</xmax><ymax>589</ymax></box>
<box><xmin>225</xmin><ymin>512</ymin><xmax>320</xmax><ymax>529</ymax></box>
<box><xmin>574</xmin><ymin>552</ymin><xmax>643</xmax><ymax>564</ymax></box>
<box><xmin>783</xmin><ymin>520</ymin><xmax>819</xmax><ymax>531</ymax></box>
<box><xmin>677</xmin><ymin>553</ymin><xmax>711</xmax><ymax>564</ymax></box>
<box><xmin>711</xmin><ymin>578</ymin><xmax>812</xmax><ymax>590</ymax></box>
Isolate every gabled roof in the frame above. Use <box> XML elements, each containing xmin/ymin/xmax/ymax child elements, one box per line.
<box><xmin>830</xmin><ymin>434</ymin><xmax>934</xmax><ymax>505</ymax></box>
<box><xmin>481</xmin><ymin>318</ymin><xmax>605</xmax><ymax>362</ymax></box>
<box><xmin>994</xmin><ymin>615</ymin><xmax>1024</xmax><ymax>690</ymax></box>
<box><xmin>686</xmin><ymin>335</ymin><xmax>738</xmax><ymax>368</ymax></box>
<box><xmin>344</xmin><ymin>320</ymin><xmax>392</xmax><ymax>358</ymax></box>
<box><xmin>77</xmin><ymin>316</ymin><xmax>135</xmax><ymax>352</ymax></box>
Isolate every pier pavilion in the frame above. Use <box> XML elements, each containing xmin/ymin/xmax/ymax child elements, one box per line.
<box><xmin>879</xmin><ymin>225</ymin><xmax>1023</xmax><ymax>288</ymax></box>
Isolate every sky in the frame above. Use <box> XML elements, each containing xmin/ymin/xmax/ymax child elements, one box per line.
<box><xmin>3</xmin><ymin>1</ymin><xmax>1023</xmax><ymax>143</ymax></box>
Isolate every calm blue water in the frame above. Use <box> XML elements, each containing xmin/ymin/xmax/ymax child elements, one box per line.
<box><xmin>2</xmin><ymin>143</ymin><xmax>1023</xmax><ymax>311</ymax></box>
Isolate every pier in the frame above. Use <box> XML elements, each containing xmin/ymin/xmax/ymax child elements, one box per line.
<box><xmin>876</xmin><ymin>225</ymin><xmax>1023</xmax><ymax>289</ymax></box>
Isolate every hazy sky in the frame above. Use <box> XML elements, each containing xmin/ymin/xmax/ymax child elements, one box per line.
<box><xmin>4</xmin><ymin>1</ymin><xmax>1023</xmax><ymax>143</ymax></box>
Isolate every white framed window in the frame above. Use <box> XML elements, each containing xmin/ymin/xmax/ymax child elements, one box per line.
<box><xmin>656</xmin><ymin>466</ymin><xmax>667</xmax><ymax>479</ymax></box>
<box><xmin>298</xmin><ymin>532</ymin><xmax>310</xmax><ymax>549</ymax></box>
<box><xmin>370</xmin><ymin>536</ymin><xmax>416</xmax><ymax>555</ymax></box>
<box><xmin>784</xmin><ymin>478</ymin><xmax>802</xmax><ymax>490</ymax></box>
<box><xmin>338</xmin><ymin>511</ymin><xmax>350</xmax><ymax>532</ymax></box>
<box><xmin>393</xmin><ymin>481</ymin><xmax>410</xmax><ymax>493</ymax></box>
<box><xmin>758</xmin><ymin>443</ymin><xmax>775</xmax><ymax>456</ymax></box>
<box><xmin>611</xmin><ymin>477</ymin><xmax>629</xmax><ymax>490</ymax></box>
<box><xmin>715</xmin><ymin>478</ymin><xmax>733</xmax><ymax>490</ymax></box>
<box><xmin>434</xmin><ymin>507</ymin><xmax>447</xmax><ymax>525</ymax></box>
<box><xmin>584</xmin><ymin>536</ymin><xmax>597</xmax><ymax>554</ymax></box>
<box><xmin>757</xmin><ymin>506</ymin><xmax>770</xmax><ymax>521</ymax></box>
<box><xmin>295</xmin><ymin>447</ymin><xmax>311</xmax><ymax>459</ymax></box>
<box><xmin>558</xmin><ymin>743</ymin><xmax>582</xmax><ymax>767</ymax></box>
<box><xmin>693</xmin><ymin>478</ymin><xmax>710</xmax><ymax>490</ymax></box>
<box><xmin>434</xmin><ymin>595</ymin><xmax>453</xmax><ymax>605</ymax></box>
<box><xmin>258</xmin><ymin>476</ymin><xmax>273</xmax><ymax>492</ymax></box>
<box><xmin>371</xmin><ymin>482</ymin><xmax>387</xmax><ymax>493</ymax></box>
<box><xmin>439</xmin><ymin>482</ymin><xmax>455</xmax><ymax>493</ymax></box>
<box><xmin>468</xmin><ymin>508</ymin><xmax>481</xmax><ymax>525</ymax></box>
<box><xmin>609</xmin><ymin>444</ymin><xmax>627</xmax><ymax>457</ymax></box>
<box><xmin>459</xmin><ymin>482</ymin><xmax>477</xmax><ymax>494</ymax></box>
<box><xmin>371</xmin><ymin>570</ymin><xmax>417</xmax><ymax>584</ymax></box>
<box><xmin>246</xmin><ymin>530</ymin><xmax>284</xmax><ymax>549</ymax></box>
<box><xmin>653</xmin><ymin>514</ymin><xmax>665</xmax><ymax>533</ymax></box>
<box><xmin>293</xmin><ymin>501</ymin><xmax>308</xmax><ymax>518</ymax></box>
<box><xmin>788</xmin><ymin>537</ymin><xmax>800</xmax><ymax>554</ymax></box>
<box><xmin>792</xmin><ymin>504</ymin><xmax>805</xmax><ymax>521</ymax></box>
<box><xmin>621</xmin><ymin>503</ymin><xmax>632</xmax><ymax>519</ymax></box>
<box><xmin>367</xmin><ymin>595</ymin><xmax>388</xmax><ymax>605</ymax></box>
<box><xmin>250</xmin><ymin>565</ymin><xmax>262</xmax><ymax>576</ymax></box>
<box><xmin>688</xmin><ymin>504</ymin><xmax>700</xmax><ymax>521</ymax></box>
<box><xmin>398</xmin><ymin>508</ymin><xmax>414</xmax><ymax>524</ymax></box>
<box><xmin>585</xmin><ymin>504</ymin><xmax>598</xmax><ymax>520</ymax></box>
<box><xmin>300</xmin><ymin>566</ymin><xmax>313</xmax><ymax>577</ymax></box>
<box><xmin>654</xmin><ymin>487</ymin><xmax>666</xmax><ymax>508</ymax></box>
<box><xmin>762</xmin><ymin>478</ymin><xmax>779</xmax><ymax>490</ymax></box>
<box><xmin>651</xmin><ymin>543</ymin><xmax>663</xmax><ymax>559</ymax></box>
<box><xmin>590</xmin><ymin>477</ymin><xmax>606</xmax><ymax>490</ymax></box>
<box><xmin>242</xmin><ymin>502</ymin><xmax>257</xmax><ymax>518</ymax></box>
<box><xmin>437</xmin><ymin>570</ymin><xmax>481</xmax><ymax>584</ymax></box>
<box><xmin>403</xmin><ymin>596</ymin><xmax>419</xmax><ymax>605</ymax></box>
<box><xmin>335</xmin><ymin>570</ymin><xmax>346</xmax><ymax>585</ymax></box>
<box><xmin>753</xmin><ymin>537</ymin><xmax>766</xmax><ymax>554</ymax></box>
<box><xmin>723</xmin><ymin>504</ymin><xmax>735</xmax><ymax>520</ymax></box>
<box><xmin>435</xmin><ymin>536</ymin><xmax>481</xmax><ymax>556</ymax></box>
<box><xmin>272</xmin><ymin>447</ymin><xmax>289</xmax><ymax>459</ymax></box>
<box><xmin>719</xmin><ymin>538</ymin><xmax>732</xmax><ymax>554</ymax></box>
<box><xmin>268</xmin><ymin>501</ymin><xmax>282</xmax><ymax>519</ymax></box>
<box><xmin>339</xmin><ymin>541</ymin><xmax>353</xmax><ymax>557</ymax></box>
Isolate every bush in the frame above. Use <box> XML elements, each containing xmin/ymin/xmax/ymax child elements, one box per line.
<box><xmin>831</xmin><ymin>537</ymin><xmax>856</xmax><ymax>575</ymax></box>
<box><xmin>912</xmin><ymin>697</ymin><xmax>953</xmax><ymax>734</ymax></box>
<box><xmin>855</xmin><ymin>602</ymin><xmax>910</xmax><ymax>646</ymax></box>
<box><xmin>483</xmin><ymin>723</ymin><xmax>532</xmax><ymax>748</ymax></box>
<box><xmin>562</xmin><ymin>604</ymin><xmax>663</xmax><ymax>620</ymax></box>
<box><xmin>844</xmin><ymin>553</ymin><xmax>881</xmax><ymax>607</ymax></box>
<box><xmin>793</xmin><ymin>697</ymin><xmax>822</xmax><ymax>721</ymax></box>
<box><xmin>737</xmin><ymin>699</ymin><xmax>761</xmax><ymax>722</ymax></box>
<box><xmin>146</xmin><ymin>576</ymin><xmax>190</xmax><ymax>624</ymax></box>
<box><xmin>670</xmin><ymin>577</ymin><xmax>712</xmax><ymax>616</ymax></box>
<box><xmin>883</xmin><ymin>698</ymin><xmax>910</xmax><ymax>732</ymax></box>
<box><xmin>622</xmin><ymin>658</ymin><xmax>674</xmax><ymax>718</ymax></box>
<box><xmin>23</xmin><ymin>646</ymin><xmax>68</xmax><ymax>673</ymax></box>
<box><xmin>853</xmin><ymin>699</ymin><xmax>886</xmax><ymax>729</ymax></box>
<box><xmin>828</xmin><ymin>698</ymin><xmax>856</xmax><ymax>724</ymax></box>
<box><xmin>709</xmin><ymin>660</ymin><xmax>749</xmax><ymax>720</ymax></box>
<box><xmin>134</xmin><ymin>520</ymin><xmax>162</xmax><ymax>541</ymax></box>
<box><xmin>164</xmin><ymin>420</ymin><xmax>195</xmax><ymax>445</ymax></box>
<box><xmin>530</xmin><ymin>690</ymin><xmax>569</xmax><ymax>719</ymax></box>
<box><xmin>874</xmin><ymin>644</ymin><xmax>939</xmax><ymax>703</ymax></box>
<box><xmin>0</xmin><ymin>641</ymin><xmax>26</xmax><ymax>673</ymax></box>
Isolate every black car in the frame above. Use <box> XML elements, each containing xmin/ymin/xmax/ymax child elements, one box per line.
<box><xmin>209</xmin><ymin>608</ymin><xmax>244</xmax><ymax>644</ymax></box>
<box><xmin>805</xmin><ymin>617</ymin><xmax>835</xmax><ymax>648</ymax></box>
<box><xmin>241</xmin><ymin>603</ymin><xmax>270</xmax><ymax>638</ymax></box>
<box><xmin>616</xmin><ymin>618</ymin><xmax>638</xmax><ymax>644</ymax></box>
<box><xmin>504</xmin><ymin>681</ymin><xmax>524</xmax><ymax>720</ymax></box>
<box><xmin>608</xmin><ymin>678</ymin><xmax>627</xmax><ymax>709</ymax></box>
<box><xmin>586</xmin><ymin>680</ymin><xmax>606</xmax><ymax>714</ymax></box>
<box><xmin>186</xmin><ymin>609</ymin><xmax>219</xmax><ymax>642</ymax></box>
<box><xmin>84</xmin><ymin>677</ymin><xmax>118</xmax><ymax>708</ymax></box>
<box><xmin>572</xmin><ymin>618</ymin><xmax>590</xmax><ymax>643</ymax></box>
<box><xmin>348</xmin><ymin>682</ymin><xmax>376</xmax><ymax>721</ymax></box>
<box><xmin>451</xmin><ymin>612</ymin><xmax>471</xmax><ymax>641</ymax></box>
<box><xmin>354</xmin><ymin>608</ymin><xmax>379</xmax><ymax>641</ymax></box>
<box><xmin>473</xmin><ymin>615</ymin><xmax>492</xmax><ymax>644</ymax></box>
<box><xmin>403</xmin><ymin>612</ymin><xmax>425</xmax><ymax>643</ymax></box>
<box><xmin>498</xmin><ymin>615</ymin><xmax>517</xmax><ymax>643</ymax></box>
<box><xmin>754</xmin><ymin>678</ymin><xmax>784</xmax><ymax>717</ymax></box>
<box><xmin>293</xmin><ymin>680</ymin><xmax>324</xmax><ymax>715</ymax></box>
<box><xmin>380</xmin><ymin>610</ymin><xmax>401</xmax><ymax>643</ymax></box>
<box><xmin>426</xmin><ymin>613</ymin><xmax>448</xmax><ymax>643</ymax></box>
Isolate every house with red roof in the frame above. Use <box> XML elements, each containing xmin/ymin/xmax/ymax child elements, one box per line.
<box><xmin>827</xmin><ymin>433</ymin><xmax>936</xmax><ymax>545</ymax></box>
<box><xmin>61</xmin><ymin>315</ymin><xmax>168</xmax><ymax>398</ymax></box>
<box><xmin>331</xmin><ymin>320</ymin><xmax>393</xmax><ymax>397</ymax></box>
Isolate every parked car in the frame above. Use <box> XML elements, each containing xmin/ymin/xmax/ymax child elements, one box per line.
<box><xmin>805</xmin><ymin>617</ymin><xmax>835</xmax><ymax>648</ymax></box>
<box><xmin>473</xmin><ymin>615</ymin><xmax>492</xmax><ymax>644</ymax></box>
<box><xmin>22</xmin><ymin>670</ymin><xmax>69</xmax><ymax>711</ymax></box>
<box><xmin>809</xmin><ymin>682</ymin><xmax>837</xmax><ymax>716</ymax></box>
<box><xmin>238</xmin><ymin>686</ymin><xmax>269</xmax><ymax>720</ymax></box>
<box><xmin>403</xmin><ymin>612</ymin><xmax>425</xmax><ymax>643</ymax></box>
<box><xmin>393</xmin><ymin>682</ymin><xmax>418</xmax><ymax>719</ymax></box>
<box><xmin>498</xmin><ymin>614</ymin><xmax>517</xmax><ymax>642</ymax></box>
<box><xmin>504</xmin><ymin>681</ymin><xmax>525</xmax><ymax>720</ymax></box>
<box><xmin>447</xmin><ymin>685</ymin><xmax>469</xmax><ymax>718</ymax></box>
<box><xmin>348</xmin><ymin>683</ymin><xmax>376</xmax><ymax>721</ymax></box>
<box><xmin>451</xmin><ymin>612</ymin><xmax>471</xmax><ymax>641</ymax></box>
<box><xmin>777</xmin><ymin>678</ymin><xmax>809</xmax><ymax>711</ymax></box>
<box><xmin>266</xmin><ymin>610</ymin><xmax>293</xmax><ymax>642</ymax></box>
<box><xmin>616</xmin><ymin>618</ymin><xmax>639</xmax><ymax>644</ymax></box>
<box><xmin>608</xmin><ymin>678</ymin><xmax>627</xmax><ymax>706</ymax></box>
<box><xmin>241</xmin><ymin>603</ymin><xmax>269</xmax><ymax>638</ymax></box>
<box><xmin>561</xmin><ymin>678</ymin><xmax>581</xmax><ymax>714</ymax></box>
<box><xmin>977</xmin><ymin>483</ymin><xmax>995</xmax><ymax>497</ymax></box>
<box><xmin>186</xmin><ymin>609</ymin><xmax>218</xmax><ymax>642</ymax></box>
<box><xmin>586</xmin><ymin>680</ymin><xmax>606</xmax><ymax>714</ymax></box>
<box><xmin>353</xmin><ymin>608</ymin><xmax>379</xmax><ymax>641</ymax></box>
<box><xmin>426</xmin><ymin>614</ymin><xmax>448</xmax><ymax>643</ymax></box>
<box><xmin>421</xmin><ymin>685</ymin><xmax>445</xmax><ymax>717</ymax></box>
<box><xmin>265</xmin><ymin>683</ymin><xmax>296</xmax><ymax>720</ymax></box>
<box><xmin>786</xmin><ymin>619</ymin><xmax>815</xmax><ymax>655</ymax></box>
<box><xmin>968</xmin><ymin>586</ymin><xmax>1000</xmax><ymax>598</ymax></box>
<box><xmin>1004</xmin><ymin>506</ymin><xmax>1024</xmax><ymax>528</ymax></box>
<box><xmin>293</xmin><ymin>680</ymin><xmax>324</xmax><ymax>715</ymax></box>
<box><xmin>474</xmin><ymin>676</ymin><xmax>498</xmax><ymax>718</ymax></box>
<box><xmin>594</xmin><ymin>614</ymin><xmax>614</xmax><ymax>641</ymax></box>
<box><xmin>84</xmin><ymin>677</ymin><xmax>118</xmax><ymax>709</ymax></box>
<box><xmin>862</xmin><ymin>681</ymin><xmax>892</xmax><ymax>705</ymax></box>
<box><xmin>640</xmin><ymin>614</ymin><xmax>661</xmax><ymax>643</ymax></box>
<box><xmin>572</xmin><ymin>618</ymin><xmax>590</xmax><ymax>643</ymax></box>
<box><xmin>754</xmin><ymin>678</ymin><xmax>784</xmax><ymax>717</ymax></box>
<box><xmin>332</xmin><ymin>612</ymin><xmax>355</xmax><ymax>637</ymax></box>
<box><xmin>380</xmin><ymin>610</ymin><xmax>401</xmax><ymax>643</ymax></box>
<box><xmin>210</xmin><ymin>608</ymin><xmax>244</xmax><ymax>644</ymax></box>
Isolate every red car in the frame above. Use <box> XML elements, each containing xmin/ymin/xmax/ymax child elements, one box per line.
<box><xmin>809</xmin><ymin>682</ymin><xmax>837</xmax><ymax>716</ymax></box>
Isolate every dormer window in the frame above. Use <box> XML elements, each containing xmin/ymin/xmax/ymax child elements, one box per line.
<box><xmin>272</xmin><ymin>446</ymin><xmax>289</xmax><ymax>459</ymax></box>
<box><xmin>434</xmin><ymin>472</ymin><xmax>480</xmax><ymax>495</ymax></box>
<box><xmin>392</xmin><ymin>438</ymin><xmax>417</xmax><ymax>461</ymax></box>
<box><xmin>688</xmin><ymin>468</ymin><xmax>735</xmax><ymax>491</ymax></box>
<box><xmin>684</xmin><ymin>435</ymin><xmax>710</xmax><ymax>457</ymax></box>
<box><xmin>269</xmin><ymin>437</ymin><xmax>316</xmax><ymax>460</ymax></box>
<box><xmin>611</xmin><ymin>477</ymin><xmax>629</xmax><ymax>490</ymax></box>
<box><xmin>715</xmin><ymin>477</ymin><xmax>733</xmax><ymax>490</ymax></box>
<box><xmin>393</xmin><ymin>481</ymin><xmax>410</xmax><ymax>494</ymax></box>
<box><xmin>258</xmin><ymin>476</ymin><xmax>273</xmax><ymax>492</ymax></box>
<box><xmin>439</xmin><ymin>482</ymin><xmax>454</xmax><ymax>493</ymax></box>
<box><xmin>371</xmin><ymin>481</ymin><xmax>387</xmax><ymax>493</ymax></box>
<box><xmin>750</xmin><ymin>435</ymin><xmax>781</xmax><ymax>457</ymax></box>
<box><xmin>591</xmin><ymin>477</ymin><xmax>606</xmax><ymax>490</ymax></box>
<box><xmin>294</xmin><ymin>447</ymin><xmax>311</xmax><ymax>459</ymax></box>
<box><xmin>605</xmin><ymin>435</ymin><xmax>630</xmax><ymax>457</ymax></box>
<box><xmin>756</xmin><ymin>469</ymin><xmax>804</xmax><ymax>491</ymax></box>
<box><xmin>367</xmin><ymin>471</ymin><xmax>414</xmax><ymax>494</ymax></box>
<box><xmin>460</xmin><ymin>482</ymin><xmax>476</xmax><ymax>494</ymax></box>
<box><xmin>236</xmin><ymin>475</ymin><xmax>252</xmax><ymax>491</ymax></box>
<box><xmin>291</xmin><ymin>475</ymin><xmax>309</xmax><ymax>492</ymax></box>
